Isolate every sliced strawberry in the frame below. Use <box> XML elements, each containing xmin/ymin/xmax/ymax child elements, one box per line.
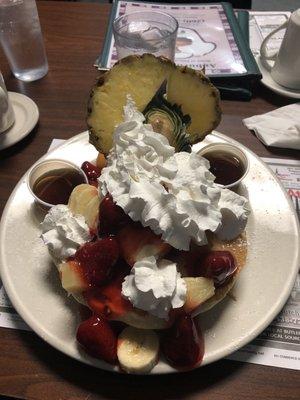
<box><xmin>117</xmin><ymin>224</ymin><xmax>171</xmax><ymax>266</ymax></box>
<box><xmin>84</xmin><ymin>265</ymin><xmax>132</xmax><ymax>320</ymax></box>
<box><xmin>162</xmin><ymin>314</ymin><xmax>204</xmax><ymax>369</ymax></box>
<box><xmin>75</xmin><ymin>237</ymin><xmax>119</xmax><ymax>286</ymax></box>
<box><xmin>98</xmin><ymin>194</ymin><xmax>131</xmax><ymax>236</ymax></box>
<box><xmin>76</xmin><ymin>315</ymin><xmax>117</xmax><ymax>364</ymax></box>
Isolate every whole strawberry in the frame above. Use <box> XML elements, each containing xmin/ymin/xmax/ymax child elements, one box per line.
<box><xmin>75</xmin><ymin>237</ymin><xmax>119</xmax><ymax>286</ymax></box>
<box><xmin>77</xmin><ymin>315</ymin><xmax>117</xmax><ymax>364</ymax></box>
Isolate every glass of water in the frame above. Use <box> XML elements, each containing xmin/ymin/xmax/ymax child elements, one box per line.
<box><xmin>113</xmin><ymin>11</ymin><xmax>178</xmax><ymax>61</ymax></box>
<box><xmin>0</xmin><ymin>0</ymin><xmax>48</xmax><ymax>82</ymax></box>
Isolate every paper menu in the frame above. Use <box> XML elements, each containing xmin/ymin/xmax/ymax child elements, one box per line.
<box><xmin>0</xmin><ymin>282</ymin><xmax>30</xmax><ymax>331</ymax></box>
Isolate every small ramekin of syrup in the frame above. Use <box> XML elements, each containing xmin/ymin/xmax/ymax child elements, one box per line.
<box><xmin>28</xmin><ymin>159</ymin><xmax>88</xmax><ymax>209</ymax></box>
<box><xmin>198</xmin><ymin>143</ymin><xmax>249</xmax><ymax>189</ymax></box>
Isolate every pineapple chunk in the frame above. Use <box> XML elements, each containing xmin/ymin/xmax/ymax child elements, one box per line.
<box><xmin>87</xmin><ymin>54</ymin><xmax>221</xmax><ymax>154</ymax></box>
<box><xmin>59</xmin><ymin>261</ymin><xmax>89</xmax><ymax>294</ymax></box>
<box><xmin>183</xmin><ymin>277</ymin><xmax>215</xmax><ymax>314</ymax></box>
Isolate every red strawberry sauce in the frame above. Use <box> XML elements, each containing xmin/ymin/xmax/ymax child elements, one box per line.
<box><xmin>84</xmin><ymin>263</ymin><xmax>132</xmax><ymax>320</ymax></box>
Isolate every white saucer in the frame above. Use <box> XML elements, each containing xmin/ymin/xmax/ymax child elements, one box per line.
<box><xmin>256</xmin><ymin>56</ymin><xmax>300</xmax><ymax>99</ymax></box>
<box><xmin>0</xmin><ymin>92</ymin><xmax>39</xmax><ymax>151</ymax></box>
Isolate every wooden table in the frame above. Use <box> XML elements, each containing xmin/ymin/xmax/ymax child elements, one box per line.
<box><xmin>0</xmin><ymin>2</ymin><xmax>299</xmax><ymax>399</ymax></box>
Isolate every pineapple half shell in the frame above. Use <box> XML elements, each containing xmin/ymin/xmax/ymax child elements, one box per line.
<box><xmin>87</xmin><ymin>54</ymin><xmax>221</xmax><ymax>154</ymax></box>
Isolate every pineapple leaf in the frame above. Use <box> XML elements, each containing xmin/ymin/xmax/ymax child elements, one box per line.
<box><xmin>143</xmin><ymin>82</ymin><xmax>192</xmax><ymax>153</ymax></box>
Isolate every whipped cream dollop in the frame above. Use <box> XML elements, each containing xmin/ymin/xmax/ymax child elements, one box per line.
<box><xmin>99</xmin><ymin>98</ymin><xmax>249</xmax><ymax>251</ymax></box>
<box><xmin>122</xmin><ymin>256</ymin><xmax>186</xmax><ymax>319</ymax></box>
<box><xmin>41</xmin><ymin>204</ymin><xmax>91</xmax><ymax>261</ymax></box>
<box><xmin>217</xmin><ymin>188</ymin><xmax>249</xmax><ymax>240</ymax></box>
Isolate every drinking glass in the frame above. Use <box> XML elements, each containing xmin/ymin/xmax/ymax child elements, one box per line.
<box><xmin>113</xmin><ymin>11</ymin><xmax>178</xmax><ymax>61</ymax></box>
<box><xmin>0</xmin><ymin>0</ymin><xmax>48</xmax><ymax>82</ymax></box>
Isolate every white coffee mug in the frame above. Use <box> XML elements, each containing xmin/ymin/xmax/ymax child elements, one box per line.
<box><xmin>260</xmin><ymin>9</ymin><xmax>300</xmax><ymax>90</ymax></box>
<box><xmin>0</xmin><ymin>72</ymin><xmax>15</xmax><ymax>133</ymax></box>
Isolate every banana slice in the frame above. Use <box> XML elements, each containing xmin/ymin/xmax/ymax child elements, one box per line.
<box><xmin>117</xmin><ymin>327</ymin><xmax>159</xmax><ymax>374</ymax></box>
<box><xmin>68</xmin><ymin>184</ymin><xmax>100</xmax><ymax>230</ymax></box>
<box><xmin>84</xmin><ymin>195</ymin><xmax>100</xmax><ymax>229</ymax></box>
<box><xmin>183</xmin><ymin>277</ymin><xmax>215</xmax><ymax>314</ymax></box>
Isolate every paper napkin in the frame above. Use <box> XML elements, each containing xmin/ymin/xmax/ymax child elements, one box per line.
<box><xmin>243</xmin><ymin>103</ymin><xmax>300</xmax><ymax>150</ymax></box>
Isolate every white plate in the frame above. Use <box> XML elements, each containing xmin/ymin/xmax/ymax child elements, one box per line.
<box><xmin>0</xmin><ymin>131</ymin><xmax>299</xmax><ymax>374</ymax></box>
<box><xmin>256</xmin><ymin>56</ymin><xmax>300</xmax><ymax>99</ymax></box>
<box><xmin>0</xmin><ymin>92</ymin><xmax>39</xmax><ymax>151</ymax></box>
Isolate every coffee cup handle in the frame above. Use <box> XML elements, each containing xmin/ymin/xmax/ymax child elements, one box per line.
<box><xmin>260</xmin><ymin>21</ymin><xmax>288</xmax><ymax>71</ymax></box>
